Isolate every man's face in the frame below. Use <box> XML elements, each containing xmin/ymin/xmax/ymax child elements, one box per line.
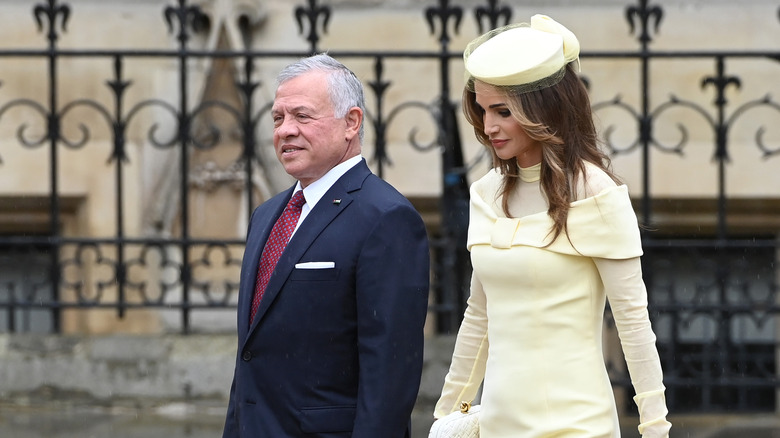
<box><xmin>271</xmin><ymin>71</ymin><xmax>354</xmax><ymax>187</ymax></box>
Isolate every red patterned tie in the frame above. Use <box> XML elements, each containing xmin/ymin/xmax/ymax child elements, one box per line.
<box><xmin>249</xmin><ymin>190</ymin><xmax>306</xmax><ymax>324</ymax></box>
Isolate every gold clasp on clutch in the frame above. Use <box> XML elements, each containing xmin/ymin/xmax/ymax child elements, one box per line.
<box><xmin>459</xmin><ymin>401</ymin><xmax>471</xmax><ymax>414</ymax></box>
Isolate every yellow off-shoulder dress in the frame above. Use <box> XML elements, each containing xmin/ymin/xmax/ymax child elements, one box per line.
<box><xmin>434</xmin><ymin>163</ymin><xmax>672</xmax><ymax>437</ymax></box>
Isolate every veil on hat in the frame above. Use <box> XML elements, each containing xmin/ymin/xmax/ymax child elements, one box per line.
<box><xmin>463</xmin><ymin>14</ymin><xmax>581</xmax><ymax>94</ymax></box>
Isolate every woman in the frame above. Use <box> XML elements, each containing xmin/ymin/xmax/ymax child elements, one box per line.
<box><xmin>433</xmin><ymin>15</ymin><xmax>672</xmax><ymax>437</ymax></box>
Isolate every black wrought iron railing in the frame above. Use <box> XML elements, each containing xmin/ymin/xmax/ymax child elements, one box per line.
<box><xmin>1</xmin><ymin>0</ymin><xmax>779</xmax><ymax>413</ymax></box>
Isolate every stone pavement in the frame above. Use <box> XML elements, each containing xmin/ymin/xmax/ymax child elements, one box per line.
<box><xmin>2</xmin><ymin>401</ymin><xmax>780</xmax><ymax>438</ymax></box>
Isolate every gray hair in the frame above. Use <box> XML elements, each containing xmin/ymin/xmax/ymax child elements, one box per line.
<box><xmin>276</xmin><ymin>53</ymin><xmax>366</xmax><ymax>142</ymax></box>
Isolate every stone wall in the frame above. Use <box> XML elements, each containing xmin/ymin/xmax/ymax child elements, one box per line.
<box><xmin>0</xmin><ymin>333</ymin><xmax>456</xmax><ymax>433</ymax></box>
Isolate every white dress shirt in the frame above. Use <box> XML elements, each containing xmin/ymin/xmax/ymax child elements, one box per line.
<box><xmin>289</xmin><ymin>155</ymin><xmax>363</xmax><ymax>237</ymax></box>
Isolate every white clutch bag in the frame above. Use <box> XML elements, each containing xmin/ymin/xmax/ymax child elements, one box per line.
<box><xmin>429</xmin><ymin>401</ymin><xmax>481</xmax><ymax>438</ymax></box>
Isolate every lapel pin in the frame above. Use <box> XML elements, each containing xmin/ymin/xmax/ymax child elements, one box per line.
<box><xmin>332</xmin><ymin>199</ymin><xmax>341</xmax><ymax>205</ymax></box>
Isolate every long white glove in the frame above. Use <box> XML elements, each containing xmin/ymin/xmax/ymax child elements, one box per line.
<box><xmin>594</xmin><ymin>256</ymin><xmax>672</xmax><ymax>437</ymax></box>
<box><xmin>433</xmin><ymin>273</ymin><xmax>489</xmax><ymax>419</ymax></box>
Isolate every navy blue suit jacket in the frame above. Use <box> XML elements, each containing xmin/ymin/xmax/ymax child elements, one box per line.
<box><xmin>223</xmin><ymin>160</ymin><xmax>430</xmax><ymax>438</ymax></box>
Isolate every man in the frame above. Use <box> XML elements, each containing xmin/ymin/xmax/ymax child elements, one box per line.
<box><xmin>222</xmin><ymin>53</ymin><xmax>430</xmax><ymax>438</ymax></box>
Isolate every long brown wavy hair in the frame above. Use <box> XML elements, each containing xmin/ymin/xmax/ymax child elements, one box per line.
<box><xmin>462</xmin><ymin>63</ymin><xmax>620</xmax><ymax>243</ymax></box>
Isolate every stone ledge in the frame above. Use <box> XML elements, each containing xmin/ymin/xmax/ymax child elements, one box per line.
<box><xmin>0</xmin><ymin>333</ymin><xmax>455</xmax><ymax>413</ymax></box>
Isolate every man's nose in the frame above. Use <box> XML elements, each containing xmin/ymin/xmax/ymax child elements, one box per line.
<box><xmin>275</xmin><ymin>116</ymin><xmax>298</xmax><ymax>137</ymax></box>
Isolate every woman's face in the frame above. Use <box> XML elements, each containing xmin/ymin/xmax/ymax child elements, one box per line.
<box><xmin>474</xmin><ymin>81</ymin><xmax>542</xmax><ymax>168</ymax></box>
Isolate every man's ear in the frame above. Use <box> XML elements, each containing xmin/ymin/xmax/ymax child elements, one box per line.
<box><xmin>344</xmin><ymin>106</ymin><xmax>363</xmax><ymax>141</ymax></box>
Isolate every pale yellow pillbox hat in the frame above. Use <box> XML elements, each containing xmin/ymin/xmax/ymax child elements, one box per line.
<box><xmin>464</xmin><ymin>14</ymin><xmax>580</xmax><ymax>90</ymax></box>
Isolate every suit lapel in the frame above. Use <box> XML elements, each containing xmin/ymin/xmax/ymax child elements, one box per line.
<box><xmin>246</xmin><ymin>160</ymin><xmax>370</xmax><ymax>334</ymax></box>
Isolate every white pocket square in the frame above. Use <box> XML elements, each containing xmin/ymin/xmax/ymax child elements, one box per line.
<box><xmin>295</xmin><ymin>261</ymin><xmax>335</xmax><ymax>269</ymax></box>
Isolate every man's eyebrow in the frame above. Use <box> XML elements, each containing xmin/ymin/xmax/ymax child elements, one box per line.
<box><xmin>273</xmin><ymin>105</ymin><xmax>313</xmax><ymax>113</ymax></box>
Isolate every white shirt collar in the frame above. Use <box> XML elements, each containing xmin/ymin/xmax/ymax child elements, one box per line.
<box><xmin>295</xmin><ymin>155</ymin><xmax>363</xmax><ymax>215</ymax></box>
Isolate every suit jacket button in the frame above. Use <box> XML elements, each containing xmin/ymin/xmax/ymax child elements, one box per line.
<box><xmin>242</xmin><ymin>350</ymin><xmax>252</xmax><ymax>361</ymax></box>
